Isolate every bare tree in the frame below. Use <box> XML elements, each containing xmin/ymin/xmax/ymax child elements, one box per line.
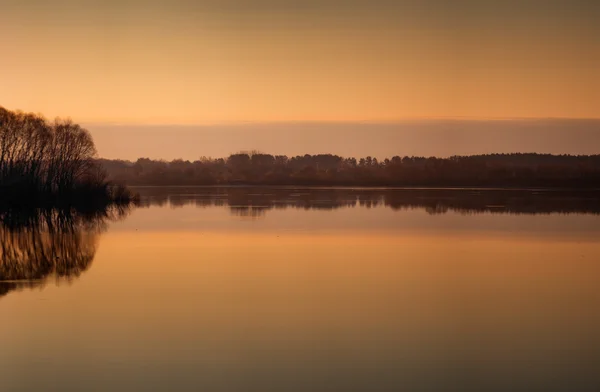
<box><xmin>0</xmin><ymin>106</ymin><xmax>133</xmax><ymax>204</ymax></box>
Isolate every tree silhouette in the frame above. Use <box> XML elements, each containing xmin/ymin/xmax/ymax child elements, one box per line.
<box><xmin>0</xmin><ymin>106</ymin><xmax>136</xmax><ymax>205</ymax></box>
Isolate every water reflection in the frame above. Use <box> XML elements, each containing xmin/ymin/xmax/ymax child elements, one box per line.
<box><xmin>134</xmin><ymin>187</ymin><xmax>600</xmax><ymax>217</ymax></box>
<box><xmin>2</xmin><ymin>188</ymin><xmax>600</xmax><ymax>391</ymax></box>
<box><xmin>0</xmin><ymin>206</ymin><xmax>131</xmax><ymax>298</ymax></box>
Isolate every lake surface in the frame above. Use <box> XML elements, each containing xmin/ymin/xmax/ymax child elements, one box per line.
<box><xmin>2</xmin><ymin>187</ymin><xmax>600</xmax><ymax>391</ymax></box>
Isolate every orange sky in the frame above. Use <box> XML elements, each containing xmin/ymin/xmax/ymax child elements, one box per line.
<box><xmin>1</xmin><ymin>0</ymin><xmax>599</xmax><ymax>124</ymax></box>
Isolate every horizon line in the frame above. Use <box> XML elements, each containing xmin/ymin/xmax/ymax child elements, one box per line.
<box><xmin>96</xmin><ymin>151</ymin><xmax>600</xmax><ymax>162</ymax></box>
<box><xmin>80</xmin><ymin>116</ymin><xmax>600</xmax><ymax>127</ymax></box>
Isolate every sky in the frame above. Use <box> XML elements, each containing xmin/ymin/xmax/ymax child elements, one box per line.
<box><xmin>87</xmin><ymin>119</ymin><xmax>600</xmax><ymax>160</ymax></box>
<box><xmin>1</xmin><ymin>0</ymin><xmax>599</xmax><ymax>158</ymax></box>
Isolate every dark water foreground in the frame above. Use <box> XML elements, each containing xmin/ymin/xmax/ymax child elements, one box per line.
<box><xmin>1</xmin><ymin>187</ymin><xmax>600</xmax><ymax>391</ymax></box>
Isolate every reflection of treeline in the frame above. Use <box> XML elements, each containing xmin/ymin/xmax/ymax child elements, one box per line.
<box><xmin>101</xmin><ymin>152</ymin><xmax>600</xmax><ymax>188</ymax></box>
<box><xmin>134</xmin><ymin>187</ymin><xmax>600</xmax><ymax>216</ymax></box>
<box><xmin>0</xmin><ymin>107</ymin><xmax>136</xmax><ymax>206</ymax></box>
<box><xmin>0</xmin><ymin>204</ymin><xmax>131</xmax><ymax>298</ymax></box>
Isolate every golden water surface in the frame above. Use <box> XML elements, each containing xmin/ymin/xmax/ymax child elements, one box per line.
<box><xmin>1</xmin><ymin>188</ymin><xmax>600</xmax><ymax>391</ymax></box>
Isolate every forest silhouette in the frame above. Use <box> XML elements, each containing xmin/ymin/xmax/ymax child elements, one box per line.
<box><xmin>101</xmin><ymin>151</ymin><xmax>600</xmax><ymax>188</ymax></box>
<box><xmin>3</xmin><ymin>106</ymin><xmax>600</xmax><ymax>194</ymax></box>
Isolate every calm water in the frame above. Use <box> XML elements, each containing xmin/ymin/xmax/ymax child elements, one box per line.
<box><xmin>2</xmin><ymin>187</ymin><xmax>600</xmax><ymax>391</ymax></box>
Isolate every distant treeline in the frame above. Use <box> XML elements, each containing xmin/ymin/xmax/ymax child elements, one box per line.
<box><xmin>0</xmin><ymin>107</ymin><xmax>136</xmax><ymax>206</ymax></box>
<box><xmin>100</xmin><ymin>152</ymin><xmax>600</xmax><ymax>188</ymax></box>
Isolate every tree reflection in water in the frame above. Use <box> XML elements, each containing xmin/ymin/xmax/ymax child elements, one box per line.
<box><xmin>135</xmin><ymin>187</ymin><xmax>600</xmax><ymax>218</ymax></box>
<box><xmin>3</xmin><ymin>187</ymin><xmax>597</xmax><ymax>296</ymax></box>
<box><xmin>0</xmin><ymin>205</ymin><xmax>131</xmax><ymax>298</ymax></box>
